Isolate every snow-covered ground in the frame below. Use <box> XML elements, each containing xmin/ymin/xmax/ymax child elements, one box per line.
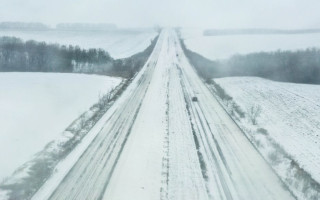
<box><xmin>181</xmin><ymin>28</ymin><xmax>320</xmax><ymax>60</ymax></box>
<box><xmin>30</xmin><ymin>29</ymin><xmax>294</xmax><ymax>200</ymax></box>
<box><xmin>0</xmin><ymin>72</ymin><xmax>121</xmax><ymax>182</ymax></box>
<box><xmin>0</xmin><ymin>29</ymin><xmax>156</xmax><ymax>58</ymax></box>
<box><xmin>214</xmin><ymin>77</ymin><xmax>320</xmax><ymax>184</ymax></box>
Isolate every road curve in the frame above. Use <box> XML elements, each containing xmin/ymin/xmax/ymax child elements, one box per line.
<box><xmin>32</xmin><ymin>29</ymin><xmax>295</xmax><ymax>200</ymax></box>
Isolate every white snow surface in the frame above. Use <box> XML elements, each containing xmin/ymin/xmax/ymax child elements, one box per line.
<box><xmin>182</xmin><ymin>28</ymin><xmax>320</xmax><ymax>60</ymax></box>
<box><xmin>215</xmin><ymin>77</ymin><xmax>320</xmax><ymax>183</ymax></box>
<box><xmin>31</xmin><ymin>29</ymin><xmax>294</xmax><ymax>200</ymax></box>
<box><xmin>0</xmin><ymin>72</ymin><xmax>121</xmax><ymax>182</ymax></box>
<box><xmin>0</xmin><ymin>30</ymin><xmax>156</xmax><ymax>58</ymax></box>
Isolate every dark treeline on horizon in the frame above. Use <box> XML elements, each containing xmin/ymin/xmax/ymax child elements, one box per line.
<box><xmin>0</xmin><ymin>22</ymin><xmax>49</xmax><ymax>30</ymax></box>
<box><xmin>0</xmin><ymin>36</ymin><xmax>158</xmax><ymax>78</ymax></box>
<box><xmin>203</xmin><ymin>29</ymin><xmax>320</xmax><ymax>36</ymax></box>
<box><xmin>180</xmin><ymin>39</ymin><xmax>320</xmax><ymax>84</ymax></box>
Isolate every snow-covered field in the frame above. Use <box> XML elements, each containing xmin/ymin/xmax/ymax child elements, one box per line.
<box><xmin>0</xmin><ymin>29</ymin><xmax>156</xmax><ymax>58</ymax></box>
<box><xmin>214</xmin><ymin>77</ymin><xmax>320</xmax><ymax>184</ymax></box>
<box><xmin>0</xmin><ymin>72</ymin><xmax>121</xmax><ymax>182</ymax></box>
<box><xmin>182</xmin><ymin>29</ymin><xmax>320</xmax><ymax>60</ymax></box>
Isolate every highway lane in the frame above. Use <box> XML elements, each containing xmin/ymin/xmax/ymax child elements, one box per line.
<box><xmin>173</xmin><ymin>31</ymin><xmax>294</xmax><ymax>200</ymax></box>
<box><xmin>31</xmin><ymin>29</ymin><xmax>165</xmax><ymax>200</ymax></box>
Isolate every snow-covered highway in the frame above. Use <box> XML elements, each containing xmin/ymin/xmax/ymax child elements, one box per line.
<box><xmin>32</xmin><ymin>29</ymin><xmax>295</xmax><ymax>200</ymax></box>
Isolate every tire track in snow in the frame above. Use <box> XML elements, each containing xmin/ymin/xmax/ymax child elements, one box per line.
<box><xmin>48</xmin><ymin>62</ymin><xmax>156</xmax><ymax>200</ymax></box>
<box><xmin>165</xmin><ymin>61</ymin><xmax>209</xmax><ymax>199</ymax></box>
<box><xmin>160</xmin><ymin>67</ymin><xmax>170</xmax><ymax>200</ymax></box>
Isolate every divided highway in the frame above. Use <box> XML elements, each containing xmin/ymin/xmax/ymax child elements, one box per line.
<box><xmin>32</xmin><ymin>29</ymin><xmax>294</xmax><ymax>200</ymax></box>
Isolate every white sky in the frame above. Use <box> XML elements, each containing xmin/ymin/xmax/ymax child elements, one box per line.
<box><xmin>0</xmin><ymin>0</ymin><xmax>319</xmax><ymax>29</ymax></box>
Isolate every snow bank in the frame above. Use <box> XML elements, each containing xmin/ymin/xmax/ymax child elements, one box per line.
<box><xmin>212</xmin><ymin>77</ymin><xmax>320</xmax><ymax>199</ymax></box>
<box><xmin>181</xmin><ymin>28</ymin><xmax>320</xmax><ymax>60</ymax></box>
<box><xmin>0</xmin><ymin>72</ymin><xmax>121</xmax><ymax>182</ymax></box>
<box><xmin>215</xmin><ymin>77</ymin><xmax>320</xmax><ymax>182</ymax></box>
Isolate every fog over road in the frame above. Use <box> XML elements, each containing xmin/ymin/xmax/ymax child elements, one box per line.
<box><xmin>32</xmin><ymin>29</ymin><xmax>294</xmax><ymax>200</ymax></box>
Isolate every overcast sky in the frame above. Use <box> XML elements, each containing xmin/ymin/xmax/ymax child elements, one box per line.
<box><xmin>1</xmin><ymin>0</ymin><xmax>319</xmax><ymax>29</ymax></box>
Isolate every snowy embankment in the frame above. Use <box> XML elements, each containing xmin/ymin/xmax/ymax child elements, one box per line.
<box><xmin>0</xmin><ymin>73</ymin><xmax>121</xmax><ymax>185</ymax></box>
<box><xmin>0</xmin><ymin>29</ymin><xmax>156</xmax><ymax>59</ymax></box>
<box><xmin>181</xmin><ymin>28</ymin><xmax>320</xmax><ymax>60</ymax></box>
<box><xmin>210</xmin><ymin>77</ymin><xmax>320</xmax><ymax>199</ymax></box>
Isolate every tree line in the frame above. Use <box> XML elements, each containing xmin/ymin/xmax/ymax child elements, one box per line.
<box><xmin>0</xmin><ymin>22</ymin><xmax>49</xmax><ymax>30</ymax></box>
<box><xmin>203</xmin><ymin>29</ymin><xmax>320</xmax><ymax>36</ymax></box>
<box><xmin>0</xmin><ymin>36</ymin><xmax>158</xmax><ymax>78</ymax></box>
<box><xmin>180</xmin><ymin>39</ymin><xmax>320</xmax><ymax>84</ymax></box>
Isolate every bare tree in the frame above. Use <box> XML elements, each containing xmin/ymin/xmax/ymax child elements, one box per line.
<box><xmin>79</xmin><ymin>114</ymin><xmax>87</xmax><ymax>129</ymax></box>
<box><xmin>97</xmin><ymin>90</ymin><xmax>113</xmax><ymax>111</ymax></box>
<box><xmin>247</xmin><ymin>104</ymin><xmax>262</xmax><ymax>125</ymax></box>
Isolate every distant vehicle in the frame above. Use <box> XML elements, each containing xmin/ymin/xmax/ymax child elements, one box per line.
<box><xmin>192</xmin><ymin>96</ymin><xmax>198</xmax><ymax>102</ymax></box>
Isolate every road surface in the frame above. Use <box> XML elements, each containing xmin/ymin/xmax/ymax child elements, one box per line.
<box><xmin>32</xmin><ymin>29</ymin><xmax>294</xmax><ymax>200</ymax></box>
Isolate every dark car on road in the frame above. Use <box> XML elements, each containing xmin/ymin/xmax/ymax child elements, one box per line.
<box><xmin>192</xmin><ymin>96</ymin><xmax>198</xmax><ymax>102</ymax></box>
